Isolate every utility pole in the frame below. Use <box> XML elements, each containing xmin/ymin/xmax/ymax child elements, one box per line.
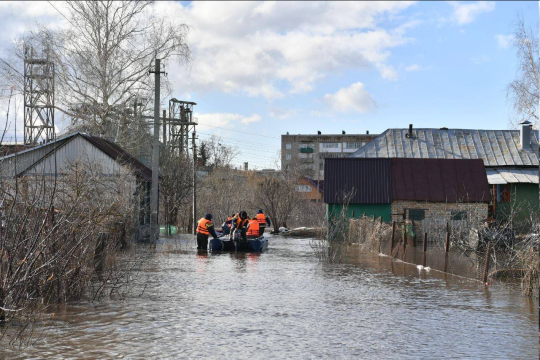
<box><xmin>149</xmin><ymin>58</ymin><xmax>164</xmax><ymax>244</ymax></box>
<box><xmin>192</xmin><ymin>131</ymin><xmax>197</xmax><ymax>235</ymax></box>
<box><xmin>162</xmin><ymin>109</ymin><xmax>167</xmax><ymax>145</ymax></box>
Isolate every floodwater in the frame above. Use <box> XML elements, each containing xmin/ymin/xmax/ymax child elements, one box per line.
<box><xmin>1</xmin><ymin>235</ymin><xmax>538</xmax><ymax>359</ymax></box>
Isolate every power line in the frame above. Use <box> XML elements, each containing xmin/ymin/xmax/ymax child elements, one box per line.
<box><xmin>197</xmin><ymin>135</ymin><xmax>280</xmax><ymax>153</ymax></box>
<box><xmin>47</xmin><ymin>1</ymin><xmax>76</xmax><ymax>27</ymax></box>
<box><xmin>196</xmin><ymin>121</ymin><xmax>280</xmax><ymax>139</ymax></box>
<box><xmin>197</xmin><ymin>131</ymin><xmax>280</xmax><ymax>149</ymax></box>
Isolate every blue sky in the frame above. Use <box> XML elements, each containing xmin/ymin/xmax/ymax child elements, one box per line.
<box><xmin>0</xmin><ymin>1</ymin><xmax>538</xmax><ymax>169</ymax></box>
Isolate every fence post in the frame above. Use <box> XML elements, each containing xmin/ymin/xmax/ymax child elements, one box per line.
<box><xmin>390</xmin><ymin>221</ymin><xmax>396</xmax><ymax>256</ymax></box>
<box><xmin>422</xmin><ymin>232</ymin><xmax>428</xmax><ymax>267</ymax></box>
<box><xmin>402</xmin><ymin>223</ymin><xmax>407</xmax><ymax>260</ymax></box>
<box><xmin>482</xmin><ymin>242</ymin><xmax>492</xmax><ymax>284</ymax></box>
<box><xmin>445</xmin><ymin>230</ymin><xmax>450</xmax><ymax>253</ymax></box>
<box><xmin>411</xmin><ymin>220</ymin><xmax>416</xmax><ymax>247</ymax></box>
<box><xmin>352</xmin><ymin>211</ymin><xmax>355</xmax><ymax>218</ymax></box>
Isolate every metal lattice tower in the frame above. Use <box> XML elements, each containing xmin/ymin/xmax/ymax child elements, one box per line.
<box><xmin>168</xmin><ymin>98</ymin><xmax>197</xmax><ymax>154</ymax></box>
<box><xmin>24</xmin><ymin>46</ymin><xmax>55</xmax><ymax>145</ymax></box>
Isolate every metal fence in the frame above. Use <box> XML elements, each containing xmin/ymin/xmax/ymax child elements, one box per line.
<box><xmin>348</xmin><ymin>216</ymin><xmax>539</xmax><ymax>299</ymax></box>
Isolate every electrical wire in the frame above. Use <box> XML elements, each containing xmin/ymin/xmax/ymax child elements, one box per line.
<box><xmin>197</xmin><ymin>131</ymin><xmax>280</xmax><ymax>149</ymax></box>
<box><xmin>196</xmin><ymin>121</ymin><xmax>280</xmax><ymax>139</ymax></box>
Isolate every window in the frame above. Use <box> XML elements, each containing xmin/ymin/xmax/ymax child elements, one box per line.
<box><xmin>295</xmin><ymin>185</ymin><xmax>312</xmax><ymax>192</ymax></box>
<box><xmin>322</xmin><ymin>143</ymin><xmax>339</xmax><ymax>149</ymax></box>
<box><xmin>285</xmin><ymin>154</ymin><xmax>291</xmax><ymax>160</ymax></box>
<box><xmin>286</xmin><ymin>143</ymin><xmax>291</xmax><ymax>150</ymax></box>
<box><xmin>298</xmin><ymin>153</ymin><xmax>307</xmax><ymax>159</ymax></box>
<box><xmin>451</xmin><ymin>211</ymin><xmax>467</xmax><ymax>221</ymax></box>
<box><xmin>407</xmin><ymin>209</ymin><xmax>425</xmax><ymax>221</ymax></box>
<box><xmin>345</xmin><ymin>142</ymin><xmax>363</xmax><ymax>149</ymax></box>
<box><xmin>299</xmin><ymin>143</ymin><xmax>314</xmax><ymax>149</ymax></box>
<box><xmin>319</xmin><ymin>162</ymin><xmax>324</xmax><ymax>170</ymax></box>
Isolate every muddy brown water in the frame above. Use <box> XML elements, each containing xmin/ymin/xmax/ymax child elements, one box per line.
<box><xmin>1</xmin><ymin>235</ymin><xmax>538</xmax><ymax>359</ymax></box>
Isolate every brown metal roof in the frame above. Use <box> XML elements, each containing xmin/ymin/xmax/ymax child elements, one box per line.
<box><xmin>324</xmin><ymin>158</ymin><xmax>490</xmax><ymax>204</ymax></box>
<box><xmin>324</xmin><ymin>158</ymin><xmax>393</xmax><ymax>204</ymax></box>
<box><xmin>80</xmin><ymin>134</ymin><xmax>153</xmax><ymax>182</ymax></box>
<box><xmin>392</xmin><ymin>158</ymin><xmax>490</xmax><ymax>202</ymax></box>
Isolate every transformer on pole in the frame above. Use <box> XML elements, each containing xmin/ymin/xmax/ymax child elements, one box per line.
<box><xmin>168</xmin><ymin>98</ymin><xmax>197</xmax><ymax>155</ymax></box>
<box><xmin>24</xmin><ymin>46</ymin><xmax>55</xmax><ymax>145</ymax></box>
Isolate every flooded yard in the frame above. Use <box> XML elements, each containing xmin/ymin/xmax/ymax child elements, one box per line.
<box><xmin>1</xmin><ymin>235</ymin><xmax>538</xmax><ymax>359</ymax></box>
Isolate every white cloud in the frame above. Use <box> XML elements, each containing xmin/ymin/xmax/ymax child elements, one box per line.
<box><xmin>495</xmin><ymin>34</ymin><xmax>514</xmax><ymax>49</ymax></box>
<box><xmin>0</xmin><ymin>2</ymin><xmax>67</xmax><ymax>54</ymax></box>
<box><xmin>195</xmin><ymin>112</ymin><xmax>261</xmax><ymax>131</ymax></box>
<box><xmin>376</xmin><ymin>63</ymin><xmax>399</xmax><ymax>81</ymax></box>
<box><xmin>0</xmin><ymin>2</ymin><xmax>418</xmax><ymax>103</ymax></box>
<box><xmin>323</xmin><ymin>82</ymin><xmax>376</xmax><ymax>113</ymax></box>
<box><xmin>405</xmin><ymin>64</ymin><xmax>421</xmax><ymax>72</ymax></box>
<box><xmin>448</xmin><ymin>1</ymin><xmax>495</xmax><ymax>25</ymax></box>
<box><xmin>160</xmin><ymin>1</ymin><xmax>417</xmax><ymax>100</ymax></box>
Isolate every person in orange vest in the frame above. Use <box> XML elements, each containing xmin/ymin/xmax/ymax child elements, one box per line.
<box><xmin>231</xmin><ymin>211</ymin><xmax>249</xmax><ymax>242</ymax></box>
<box><xmin>255</xmin><ymin>209</ymin><xmax>271</xmax><ymax>237</ymax></box>
<box><xmin>196</xmin><ymin>213</ymin><xmax>219</xmax><ymax>250</ymax></box>
<box><xmin>246</xmin><ymin>217</ymin><xmax>260</xmax><ymax>238</ymax></box>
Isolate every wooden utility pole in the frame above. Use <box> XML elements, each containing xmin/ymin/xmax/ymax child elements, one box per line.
<box><xmin>192</xmin><ymin>131</ymin><xmax>197</xmax><ymax>235</ymax></box>
<box><xmin>150</xmin><ymin>58</ymin><xmax>163</xmax><ymax>244</ymax></box>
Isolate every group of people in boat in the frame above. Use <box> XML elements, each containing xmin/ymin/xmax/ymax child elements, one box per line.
<box><xmin>196</xmin><ymin>210</ymin><xmax>271</xmax><ymax>250</ymax></box>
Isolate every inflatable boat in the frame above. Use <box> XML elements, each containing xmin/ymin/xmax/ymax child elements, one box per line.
<box><xmin>209</xmin><ymin>236</ymin><xmax>268</xmax><ymax>252</ymax></box>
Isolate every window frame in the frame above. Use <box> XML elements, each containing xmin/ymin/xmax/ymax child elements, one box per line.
<box><xmin>407</xmin><ymin>209</ymin><xmax>426</xmax><ymax>221</ymax></box>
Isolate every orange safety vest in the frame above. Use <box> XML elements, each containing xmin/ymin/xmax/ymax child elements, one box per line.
<box><xmin>235</xmin><ymin>217</ymin><xmax>248</xmax><ymax>229</ymax></box>
<box><xmin>197</xmin><ymin>218</ymin><xmax>212</xmax><ymax>235</ymax></box>
<box><xmin>256</xmin><ymin>213</ymin><xmax>267</xmax><ymax>225</ymax></box>
<box><xmin>247</xmin><ymin>220</ymin><xmax>260</xmax><ymax>236</ymax></box>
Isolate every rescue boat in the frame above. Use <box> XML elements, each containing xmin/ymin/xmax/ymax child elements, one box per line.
<box><xmin>209</xmin><ymin>236</ymin><xmax>268</xmax><ymax>252</ymax></box>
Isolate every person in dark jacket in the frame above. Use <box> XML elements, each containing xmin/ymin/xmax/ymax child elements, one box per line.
<box><xmin>231</xmin><ymin>211</ymin><xmax>249</xmax><ymax>242</ymax></box>
<box><xmin>255</xmin><ymin>209</ymin><xmax>271</xmax><ymax>236</ymax></box>
<box><xmin>221</xmin><ymin>215</ymin><xmax>234</xmax><ymax>236</ymax></box>
<box><xmin>196</xmin><ymin>213</ymin><xmax>219</xmax><ymax>250</ymax></box>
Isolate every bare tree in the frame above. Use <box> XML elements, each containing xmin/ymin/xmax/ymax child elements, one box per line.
<box><xmin>506</xmin><ymin>15</ymin><xmax>539</xmax><ymax>127</ymax></box>
<box><xmin>0</xmin><ymin>1</ymin><xmax>190</xmax><ymax>138</ymax></box>
<box><xmin>253</xmin><ymin>177</ymin><xmax>296</xmax><ymax>233</ymax></box>
<box><xmin>159</xmin><ymin>149</ymin><xmax>193</xmax><ymax>233</ymax></box>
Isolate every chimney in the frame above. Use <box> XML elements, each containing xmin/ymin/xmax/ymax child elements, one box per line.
<box><xmin>317</xmin><ymin>131</ymin><xmax>321</xmax><ymax>135</ymax></box>
<box><xmin>519</xmin><ymin>120</ymin><xmax>532</xmax><ymax>150</ymax></box>
<box><xmin>244</xmin><ymin>162</ymin><xmax>248</xmax><ymax>171</ymax></box>
<box><xmin>366</xmin><ymin>130</ymin><xmax>369</xmax><ymax>135</ymax></box>
<box><xmin>342</xmin><ymin>130</ymin><xmax>346</xmax><ymax>134</ymax></box>
<box><xmin>406</xmin><ymin>124</ymin><xmax>414</xmax><ymax>139</ymax></box>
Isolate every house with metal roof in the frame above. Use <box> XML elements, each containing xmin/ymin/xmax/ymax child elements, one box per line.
<box><xmin>0</xmin><ymin>132</ymin><xmax>153</xmax><ymax>238</ymax></box>
<box><xmin>349</xmin><ymin>122</ymin><xmax>539</xmax><ymax>227</ymax></box>
<box><xmin>325</xmin><ymin>158</ymin><xmax>490</xmax><ymax>228</ymax></box>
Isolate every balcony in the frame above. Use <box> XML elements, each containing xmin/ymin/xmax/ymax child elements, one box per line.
<box><xmin>300</xmin><ymin>147</ymin><xmax>314</xmax><ymax>153</ymax></box>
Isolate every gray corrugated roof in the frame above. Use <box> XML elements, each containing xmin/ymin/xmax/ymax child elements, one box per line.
<box><xmin>350</xmin><ymin>128</ymin><xmax>539</xmax><ymax>167</ymax></box>
<box><xmin>0</xmin><ymin>132</ymin><xmax>153</xmax><ymax>182</ymax></box>
<box><xmin>486</xmin><ymin>168</ymin><xmax>538</xmax><ymax>185</ymax></box>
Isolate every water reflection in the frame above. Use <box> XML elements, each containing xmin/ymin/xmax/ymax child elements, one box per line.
<box><xmin>0</xmin><ymin>235</ymin><xmax>537</xmax><ymax>359</ymax></box>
